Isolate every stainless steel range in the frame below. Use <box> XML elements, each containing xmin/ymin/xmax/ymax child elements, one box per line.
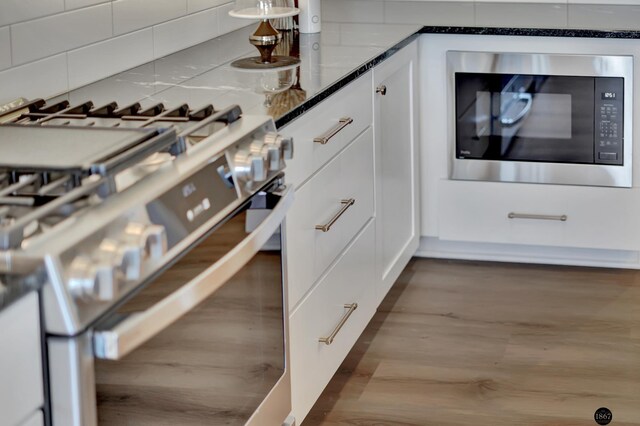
<box><xmin>0</xmin><ymin>98</ymin><xmax>295</xmax><ymax>426</ymax></box>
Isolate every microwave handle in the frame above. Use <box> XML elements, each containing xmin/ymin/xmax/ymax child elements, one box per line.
<box><xmin>500</xmin><ymin>92</ymin><xmax>532</xmax><ymax>126</ymax></box>
<box><xmin>93</xmin><ymin>185</ymin><xmax>294</xmax><ymax>360</ymax></box>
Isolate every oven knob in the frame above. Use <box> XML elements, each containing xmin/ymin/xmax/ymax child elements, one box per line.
<box><xmin>234</xmin><ymin>150</ymin><xmax>268</xmax><ymax>182</ymax></box>
<box><xmin>281</xmin><ymin>136</ymin><xmax>293</xmax><ymax>160</ymax></box>
<box><xmin>93</xmin><ymin>263</ymin><xmax>119</xmax><ymax>302</ymax></box>
<box><xmin>97</xmin><ymin>237</ymin><xmax>145</xmax><ymax>282</ymax></box>
<box><xmin>68</xmin><ymin>256</ymin><xmax>118</xmax><ymax>302</ymax></box>
<box><xmin>121</xmin><ymin>243</ymin><xmax>144</xmax><ymax>280</ymax></box>
<box><xmin>123</xmin><ymin>223</ymin><xmax>168</xmax><ymax>262</ymax></box>
<box><xmin>144</xmin><ymin>224</ymin><xmax>168</xmax><ymax>260</ymax></box>
<box><xmin>262</xmin><ymin>134</ymin><xmax>282</xmax><ymax>170</ymax></box>
<box><xmin>263</xmin><ymin>133</ymin><xmax>294</xmax><ymax>167</ymax></box>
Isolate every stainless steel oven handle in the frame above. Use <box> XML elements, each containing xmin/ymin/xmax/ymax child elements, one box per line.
<box><xmin>93</xmin><ymin>185</ymin><xmax>294</xmax><ymax>360</ymax></box>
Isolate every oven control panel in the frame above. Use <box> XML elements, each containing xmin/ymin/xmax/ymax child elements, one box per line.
<box><xmin>595</xmin><ymin>77</ymin><xmax>624</xmax><ymax>165</ymax></box>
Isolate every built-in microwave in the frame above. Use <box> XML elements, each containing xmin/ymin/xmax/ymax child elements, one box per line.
<box><xmin>448</xmin><ymin>51</ymin><xmax>633</xmax><ymax>187</ymax></box>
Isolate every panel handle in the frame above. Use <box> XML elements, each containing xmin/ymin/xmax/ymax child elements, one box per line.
<box><xmin>313</xmin><ymin>117</ymin><xmax>354</xmax><ymax>145</ymax></box>
<box><xmin>508</xmin><ymin>212</ymin><xmax>567</xmax><ymax>222</ymax></box>
<box><xmin>315</xmin><ymin>199</ymin><xmax>355</xmax><ymax>232</ymax></box>
<box><xmin>319</xmin><ymin>303</ymin><xmax>358</xmax><ymax>345</ymax></box>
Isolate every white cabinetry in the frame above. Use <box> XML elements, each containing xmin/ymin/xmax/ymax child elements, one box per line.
<box><xmin>283</xmin><ymin>41</ymin><xmax>420</xmax><ymax>424</ymax></box>
<box><xmin>0</xmin><ymin>292</ymin><xmax>44</xmax><ymax>426</ymax></box>
<box><xmin>283</xmin><ymin>73</ymin><xmax>374</xmax><ymax>310</ymax></box>
<box><xmin>373</xmin><ymin>41</ymin><xmax>420</xmax><ymax>303</ymax></box>
<box><xmin>283</xmin><ymin>71</ymin><xmax>376</xmax><ymax>424</ymax></box>
<box><xmin>289</xmin><ymin>219</ymin><xmax>376</xmax><ymax>422</ymax></box>
<box><xmin>286</xmin><ymin>128</ymin><xmax>375</xmax><ymax>307</ymax></box>
<box><xmin>420</xmin><ymin>33</ymin><xmax>640</xmax><ymax>267</ymax></box>
<box><xmin>439</xmin><ymin>180</ymin><xmax>640</xmax><ymax>251</ymax></box>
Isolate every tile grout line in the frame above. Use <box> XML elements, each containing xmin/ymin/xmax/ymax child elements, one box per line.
<box><xmin>8</xmin><ymin>25</ymin><xmax>13</xmax><ymax>67</ymax></box>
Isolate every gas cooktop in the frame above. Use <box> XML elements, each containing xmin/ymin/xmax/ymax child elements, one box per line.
<box><xmin>0</xmin><ymin>98</ymin><xmax>243</xmax><ymax>252</ymax></box>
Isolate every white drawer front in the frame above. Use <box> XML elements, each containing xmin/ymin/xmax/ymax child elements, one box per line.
<box><xmin>438</xmin><ymin>179</ymin><xmax>640</xmax><ymax>251</ymax></box>
<box><xmin>281</xmin><ymin>73</ymin><xmax>373</xmax><ymax>188</ymax></box>
<box><xmin>286</xmin><ymin>127</ymin><xmax>375</xmax><ymax>308</ymax></box>
<box><xmin>0</xmin><ymin>293</ymin><xmax>44</xmax><ymax>426</ymax></box>
<box><xmin>290</xmin><ymin>219</ymin><xmax>376</xmax><ymax>424</ymax></box>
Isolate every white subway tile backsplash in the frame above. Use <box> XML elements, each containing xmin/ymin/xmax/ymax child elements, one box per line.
<box><xmin>0</xmin><ymin>0</ymin><xmax>65</xmax><ymax>27</ymax></box>
<box><xmin>67</xmin><ymin>28</ymin><xmax>154</xmax><ymax>89</ymax></box>
<box><xmin>64</xmin><ymin>0</ymin><xmax>110</xmax><ymax>11</ymax></box>
<box><xmin>218</xmin><ymin>2</ymin><xmax>255</xmax><ymax>35</ymax></box>
<box><xmin>0</xmin><ymin>27</ymin><xmax>11</xmax><ymax>71</ymax></box>
<box><xmin>569</xmin><ymin>0</ymin><xmax>640</xmax><ymax>4</ymax></box>
<box><xmin>569</xmin><ymin>4</ymin><xmax>640</xmax><ymax>30</ymax></box>
<box><xmin>188</xmin><ymin>0</ymin><xmax>230</xmax><ymax>13</ymax></box>
<box><xmin>153</xmin><ymin>7</ymin><xmax>219</xmax><ymax>59</ymax></box>
<box><xmin>475</xmin><ymin>3</ymin><xmax>568</xmax><ymax>28</ymax></box>
<box><xmin>113</xmin><ymin>0</ymin><xmax>187</xmax><ymax>35</ymax></box>
<box><xmin>11</xmin><ymin>4</ymin><xmax>112</xmax><ymax>66</ymax></box>
<box><xmin>0</xmin><ymin>54</ymin><xmax>68</xmax><ymax>105</ymax></box>
<box><xmin>322</xmin><ymin>0</ymin><xmax>385</xmax><ymax>23</ymax></box>
<box><xmin>384</xmin><ymin>1</ymin><xmax>475</xmax><ymax>26</ymax></box>
<box><xmin>476</xmin><ymin>0</ymin><xmax>565</xmax><ymax>3</ymax></box>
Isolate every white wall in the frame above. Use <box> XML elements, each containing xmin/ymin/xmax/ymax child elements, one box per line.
<box><xmin>0</xmin><ymin>0</ymin><xmax>253</xmax><ymax>105</ymax></box>
<box><xmin>322</xmin><ymin>0</ymin><xmax>640</xmax><ymax>31</ymax></box>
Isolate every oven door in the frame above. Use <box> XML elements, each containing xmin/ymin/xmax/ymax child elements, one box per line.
<box><xmin>81</xmin><ymin>184</ymin><xmax>294</xmax><ymax>426</ymax></box>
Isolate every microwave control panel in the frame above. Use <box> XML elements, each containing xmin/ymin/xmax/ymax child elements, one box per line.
<box><xmin>595</xmin><ymin>77</ymin><xmax>624</xmax><ymax>165</ymax></box>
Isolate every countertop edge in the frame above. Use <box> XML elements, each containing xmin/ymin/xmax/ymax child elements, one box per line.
<box><xmin>275</xmin><ymin>31</ymin><xmax>422</xmax><ymax>128</ymax></box>
<box><xmin>419</xmin><ymin>26</ymin><xmax>640</xmax><ymax>39</ymax></box>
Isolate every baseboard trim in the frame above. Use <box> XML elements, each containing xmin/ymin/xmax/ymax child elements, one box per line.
<box><xmin>415</xmin><ymin>237</ymin><xmax>640</xmax><ymax>269</ymax></box>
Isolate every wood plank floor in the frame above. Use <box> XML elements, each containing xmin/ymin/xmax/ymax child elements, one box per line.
<box><xmin>304</xmin><ymin>258</ymin><xmax>640</xmax><ymax>426</ymax></box>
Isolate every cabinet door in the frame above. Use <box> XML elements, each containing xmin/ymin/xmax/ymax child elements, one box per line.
<box><xmin>373</xmin><ymin>41</ymin><xmax>420</xmax><ymax>303</ymax></box>
<box><xmin>0</xmin><ymin>293</ymin><xmax>44</xmax><ymax>426</ymax></box>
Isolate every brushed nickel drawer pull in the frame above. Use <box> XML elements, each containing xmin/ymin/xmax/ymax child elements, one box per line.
<box><xmin>319</xmin><ymin>303</ymin><xmax>358</xmax><ymax>345</ymax></box>
<box><xmin>316</xmin><ymin>198</ymin><xmax>355</xmax><ymax>232</ymax></box>
<box><xmin>376</xmin><ymin>85</ymin><xmax>387</xmax><ymax>96</ymax></box>
<box><xmin>313</xmin><ymin>117</ymin><xmax>354</xmax><ymax>145</ymax></box>
<box><xmin>508</xmin><ymin>212</ymin><xmax>568</xmax><ymax>222</ymax></box>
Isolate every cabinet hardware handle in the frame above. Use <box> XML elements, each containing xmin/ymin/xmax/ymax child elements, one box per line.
<box><xmin>376</xmin><ymin>85</ymin><xmax>387</xmax><ymax>96</ymax></box>
<box><xmin>319</xmin><ymin>303</ymin><xmax>358</xmax><ymax>345</ymax></box>
<box><xmin>508</xmin><ymin>212</ymin><xmax>568</xmax><ymax>222</ymax></box>
<box><xmin>315</xmin><ymin>198</ymin><xmax>355</xmax><ymax>232</ymax></box>
<box><xmin>314</xmin><ymin>117</ymin><xmax>353</xmax><ymax>145</ymax></box>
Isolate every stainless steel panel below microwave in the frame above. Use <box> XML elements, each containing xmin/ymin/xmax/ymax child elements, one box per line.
<box><xmin>448</xmin><ymin>51</ymin><xmax>633</xmax><ymax>187</ymax></box>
